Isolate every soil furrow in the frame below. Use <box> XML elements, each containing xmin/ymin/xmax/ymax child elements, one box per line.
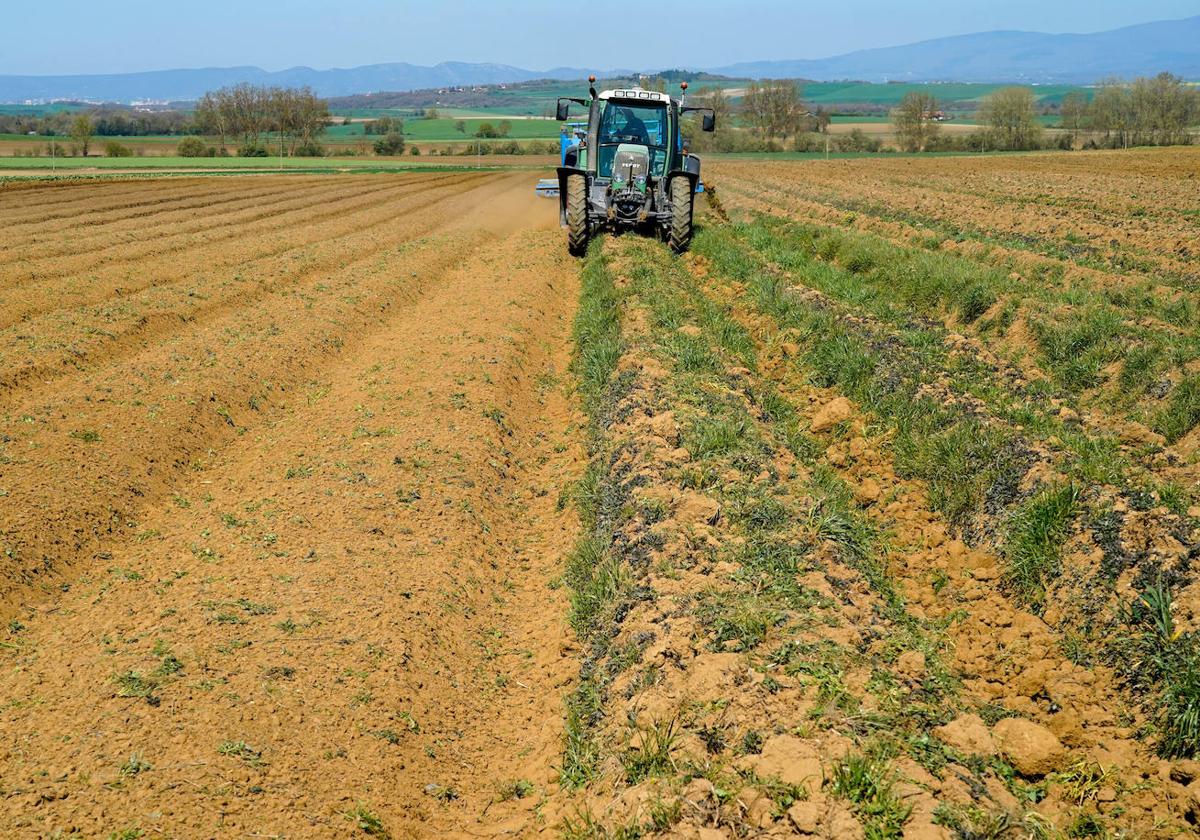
<box><xmin>0</xmin><ymin>178</ymin><xmax>349</xmax><ymax>255</ymax></box>
<box><xmin>0</xmin><ymin>173</ymin><xmax>485</xmax><ymax>327</ymax></box>
<box><xmin>4</xmin><ymin>173</ymin><xmax>472</xmax><ymax>292</ymax></box>
<box><xmin>0</xmin><ymin>179</ymin><xmax>582</xmax><ymax>838</ymax></box>
<box><xmin>677</xmin><ymin>243</ymin><xmax>1180</xmax><ymax>834</ymax></box>
<box><xmin>0</xmin><ymin>179</ymin><xmax>264</xmax><ymax>226</ymax></box>
<box><xmin>0</xmin><ymin>172</ymin><xmax>528</xmax><ymax>406</ymax></box>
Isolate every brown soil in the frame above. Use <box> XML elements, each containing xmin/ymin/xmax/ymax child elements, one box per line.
<box><xmin>551</xmin><ymin>231</ymin><xmax>1190</xmax><ymax>837</ymax></box>
<box><xmin>5</xmin><ymin>152</ymin><xmax>1199</xmax><ymax>839</ymax></box>
<box><xmin>0</xmin><ymin>155</ymin><xmax>558</xmax><ymax>179</ymax></box>
<box><xmin>0</xmin><ymin>174</ymin><xmax>583</xmax><ymax>837</ymax></box>
<box><xmin>702</xmin><ymin>273</ymin><xmax>1182</xmax><ymax>832</ymax></box>
<box><xmin>711</xmin><ymin>148</ymin><xmax>1200</xmax><ymax>282</ymax></box>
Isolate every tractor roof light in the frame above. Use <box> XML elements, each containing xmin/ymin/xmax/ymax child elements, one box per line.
<box><xmin>608</xmin><ymin>89</ymin><xmax>664</xmax><ymax>101</ymax></box>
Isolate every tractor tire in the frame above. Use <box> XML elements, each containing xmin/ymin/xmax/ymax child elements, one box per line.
<box><xmin>566</xmin><ymin>175</ymin><xmax>589</xmax><ymax>257</ymax></box>
<box><xmin>667</xmin><ymin>176</ymin><xmax>694</xmax><ymax>254</ymax></box>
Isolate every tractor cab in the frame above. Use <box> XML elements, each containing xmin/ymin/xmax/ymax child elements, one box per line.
<box><xmin>593</xmin><ymin>91</ymin><xmax>674</xmax><ymax>223</ymax></box>
<box><xmin>595</xmin><ymin>93</ymin><xmax>670</xmax><ymax>182</ymax></box>
<box><xmin>546</xmin><ymin>78</ymin><xmax>716</xmax><ymax>255</ymax></box>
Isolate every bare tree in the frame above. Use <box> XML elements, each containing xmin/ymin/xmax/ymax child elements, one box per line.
<box><xmin>980</xmin><ymin>87</ymin><xmax>1043</xmax><ymax>150</ymax></box>
<box><xmin>742</xmin><ymin>80</ymin><xmax>806</xmax><ymax>141</ymax></box>
<box><xmin>685</xmin><ymin>86</ymin><xmax>733</xmax><ymax>149</ymax></box>
<box><xmin>892</xmin><ymin>91</ymin><xmax>940</xmax><ymax>152</ymax></box>
<box><xmin>295</xmin><ymin>88</ymin><xmax>331</xmax><ymax>149</ymax></box>
<box><xmin>1089</xmin><ymin>79</ymin><xmax>1133</xmax><ymax>148</ymax></box>
<box><xmin>692</xmin><ymin>86</ymin><xmax>732</xmax><ymax>127</ymax></box>
<box><xmin>1059</xmin><ymin>91</ymin><xmax>1089</xmax><ymax>145</ymax></box>
<box><xmin>70</xmin><ymin>114</ymin><xmax>94</xmax><ymax>157</ymax></box>
<box><xmin>1129</xmin><ymin>72</ymin><xmax>1196</xmax><ymax>146</ymax></box>
<box><xmin>194</xmin><ymin>84</ymin><xmax>329</xmax><ymax>156</ymax></box>
<box><xmin>194</xmin><ymin>92</ymin><xmax>227</xmax><ymax>149</ymax></box>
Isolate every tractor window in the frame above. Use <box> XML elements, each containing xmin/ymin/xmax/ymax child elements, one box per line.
<box><xmin>598</xmin><ymin>102</ymin><xmax>667</xmax><ymax>178</ymax></box>
<box><xmin>599</xmin><ymin>103</ymin><xmax>666</xmax><ymax>148</ymax></box>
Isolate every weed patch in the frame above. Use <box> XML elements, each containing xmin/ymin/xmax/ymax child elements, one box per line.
<box><xmin>1002</xmin><ymin>483</ymin><xmax>1081</xmax><ymax>610</ymax></box>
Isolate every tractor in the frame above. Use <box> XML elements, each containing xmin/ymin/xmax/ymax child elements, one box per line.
<box><xmin>544</xmin><ymin>78</ymin><xmax>715</xmax><ymax>256</ymax></box>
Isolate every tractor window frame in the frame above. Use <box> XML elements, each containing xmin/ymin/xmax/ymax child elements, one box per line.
<box><xmin>596</xmin><ymin>100</ymin><xmax>670</xmax><ymax>179</ymax></box>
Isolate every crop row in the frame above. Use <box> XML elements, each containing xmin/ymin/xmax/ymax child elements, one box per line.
<box><xmin>558</xmin><ymin>226</ymin><xmax>1188</xmax><ymax>836</ymax></box>
<box><xmin>0</xmin><ymin>174</ymin><xmax>505</xmax><ymax>611</ymax></box>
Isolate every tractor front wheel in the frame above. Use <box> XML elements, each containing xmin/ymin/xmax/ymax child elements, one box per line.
<box><xmin>667</xmin><ymin>176</ymin><xmax>694</xmax><ymax>254</ymax></box>
<box><xmin>566</xmin><ymin>175</ymin><xmax>589</xmax><ymax>257</ymax></box>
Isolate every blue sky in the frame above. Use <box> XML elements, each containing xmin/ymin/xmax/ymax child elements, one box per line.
<box><xmin>5</xmin><ymin>0</ymin><xmax>1198</xmax><ymax>75</ymax></box>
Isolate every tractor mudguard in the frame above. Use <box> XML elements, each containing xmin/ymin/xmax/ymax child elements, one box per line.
<box><xmin>665</xmin><ymin>169</ymin><xmax>699</xmax><ymax>196</ymax></box>
<box><xmin>556</xmin><ymin>166</ymin><xmax>587</xmax><ymax>226</ymax></box>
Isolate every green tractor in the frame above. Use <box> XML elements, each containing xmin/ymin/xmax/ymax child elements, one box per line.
<box><xmin>552</xmin><ymin>77</ymin><xmax>715</xmax><ymax>256</ymax></box>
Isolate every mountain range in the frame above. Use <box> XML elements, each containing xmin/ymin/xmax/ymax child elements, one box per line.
<box><xmin>1</xmin><ymin>16</ymin><xmax>1197</xmax><ymax>103</ymax></box>
<box><xmin>711</xmin><ymin>16</ymin><xmax>1200</xmax><ymax>83</ymax></box>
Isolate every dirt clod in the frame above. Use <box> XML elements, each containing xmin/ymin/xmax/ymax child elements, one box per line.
<box><xmin>993</xmin><ymin>717</ymin><xmax>1068</xmax><ymax>777</ymax></box>
<box><xmin>810</xmin><ymin>396</ymin><xmax>854</xmax><ymax>433</ymax></box>
<box><xmin>787</xmin><ymin>799</ymin><xmax>822</xmax><ymax>834</ymax></box>
<box><xmin>745</xmin><ymin>734</ymin><xmax>823</xmax><ymax>788</ymax></box>
<box><xmin>934</xmin><ymin>714</ymin><xmax>997</xmax><ymax>756</ymax></box>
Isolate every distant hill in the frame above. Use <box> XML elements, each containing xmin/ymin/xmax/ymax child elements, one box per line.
<box><xmin>1</xmin><ymin>16</ymin><xmax>1197</xmax><ymax>103</ymax></box>
<box><xmin>0</xmin><ymin>62</ymin><xmax>623</xmax><ymax>103</ymax></box>
<box><xmin>713</xmin><ymin>16</ymin><xmax>1200</xmax><ymax>83</ymax></box>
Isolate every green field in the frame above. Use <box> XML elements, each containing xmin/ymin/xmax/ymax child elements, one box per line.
<box><xmin>802</xmin><ymin>81</ymin><xmax>1087</xmax><ymax>107</ymax></box>
<box><xmin>828</xmin><ymin>115</ymin><xmax>893</xmax><ymax>124</ymax></box>
<box><xmin>335</xmin><ymin>107</ymin><xmax>537</xmax><ymax>120</ymax></box>
<box><xmin>0</xmin><ymin>102</ymin><xmax>90</xmax><ymax>116</ymax></box>
<box><xmin>329</xmin><ymin>79</ymin><xmax>1094</xmax><ymax>125</ymax></box>
<box><xmin>0</xmin><ymin>132</ymin><xmax>181</xmax><ymax>144</ymax></box>
<box><xmin>325</xmin><ymin>117</ymin><xmax>560</xmax><ymax>142</ymax></box>
<box><xmin>331</xmin><ymin>77</ymin><xmax>748</xmax><ymax>117</ymax></box>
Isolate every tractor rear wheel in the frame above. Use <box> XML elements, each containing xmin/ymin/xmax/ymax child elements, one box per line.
<box><xmin>566</xmin><ymin>175</ymin><xmax>589</xmax><ymax>257</ymax></box>
<box><xmin>667</xmin><ymin>176</ymin><xmax>694</xmax><ymax>254</ymax></box>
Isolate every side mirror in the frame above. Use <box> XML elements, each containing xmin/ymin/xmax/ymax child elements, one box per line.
<box><xmin>702</xmin><ymin>113</ymin><xmax>716</xmax><ymax>133</ymax></box>
<box><xmin>556</xmin><ymin>100</ymin><xmax>570</xmax><ymax>122</ymax></box>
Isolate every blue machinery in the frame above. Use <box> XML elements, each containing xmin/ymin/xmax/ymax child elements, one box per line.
<box><xmin>536</xmin><ymin>122</ymin><xmax>705</xmax><ymax>198</ymax></box>
<box><xmin>535</xmin><ymin>123</ymin><xmax>587</xmax><ymax>197</ymax></box>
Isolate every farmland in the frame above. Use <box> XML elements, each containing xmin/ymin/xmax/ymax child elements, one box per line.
<box><xmin>326</xmin><ymin>117</ymin><xmax>561</xmax><ymax>141</ymax></box>
<box><xmin>0</xmin><ymin>173</ymin><xmax>583</xmax><ymax>836</ymax></box>
<box><xmin>326</xmin><ymin>79</ymin><xmax>1092</xmax><ymax>117</ymax></box>
<box><xmin>2</xmin><ymin>147</ymin><xmax>1199</xmax><ymax>838</ymax></box>
<box><xmin>0</xmin><ymin>78</ymin><xmax>1108</xmax><ymax>163</ymax></box>
<box><xmin>0</xmin><ymin>154</ymin><xmax>553</xmax><ymax>177</ymax></box>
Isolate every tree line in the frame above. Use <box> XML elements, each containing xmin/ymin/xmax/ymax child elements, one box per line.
<box><xmin>893</xmin><ymin>73</ymin><xmax>1198</xmax><ymax>152</ymax></box>
<box><xmin>685</xmin><ymin>81</ymin><xmax>865</xmax><ymax>153</ymax></box>
<box><xmin>0</xmin><ymin>108</ymin><xmax>192</xmax><ymax>138</ymax></box>
<box><xmin>2</xmin><ymin>85</ymin><xmax>333</xmax><ymax>157</ymax></box>
<box><xmin>890</xmin><ymin>87</ymin><xmax>1058</xmax><ymax>152</ymax></box>
<box><xmin>1062</xmin><ymin>74</ymin><xmax>1199</xmax><ymax>148</ymax></box>
<box><xmin>685</xmin><ymin>73</ymin><xmax>1197</xmax><ymax>154</ymax></box>
<box><xmin>194</xmin><ymin>84</ymin><xmax>330</xmax><ymax>155</ymax></box>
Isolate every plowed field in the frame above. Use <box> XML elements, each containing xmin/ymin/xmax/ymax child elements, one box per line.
<box><xmin>0</xmin><ymin>173</ymin><xmax>584</xmax><ymax>837</ymax></box>
<box><xmin>4</xmin><ymin>150</ymin><xmax>1200</xmax><ymax>840</ymax></box>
